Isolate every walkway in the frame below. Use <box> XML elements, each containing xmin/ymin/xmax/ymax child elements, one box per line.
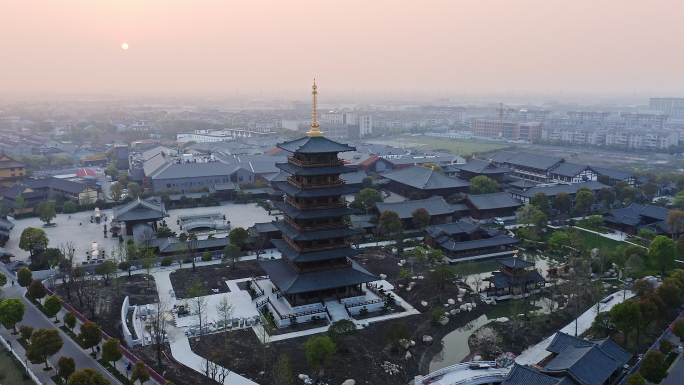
<box><xmin>0</xmin><ymin>266</ymin><xmax>124</xmax><ymax>385</ymax></box>
<box><xmin>149</xmin><ymin>266</ymin><xmax>259</xmax><ymax>385</ymax></box>
<box><xmin>516</xmin><ymin>290</ymin><xmax>636</xmax><ymax>365</ymax></box>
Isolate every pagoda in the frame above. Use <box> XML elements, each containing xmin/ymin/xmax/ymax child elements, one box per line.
<box><xmin>260</xmin><ymin>80</ymin><xmax>377</xmax><ymax>306</ymax></box>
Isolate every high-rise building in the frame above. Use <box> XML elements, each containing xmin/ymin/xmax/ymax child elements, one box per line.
<box><xmin>650</xmin><ymin>97</ymin><xmax>684</xmax><ymax>119</ymax></box>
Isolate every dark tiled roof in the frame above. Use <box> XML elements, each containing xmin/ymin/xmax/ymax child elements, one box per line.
<box><xmin>252</xmin><ymin>222</ymin><xmax>279</xmax><ymax>234</ymax></box>
<box><xmin>604</xmin><ymin>203</ymin><xmax>668</xmax><ymax>226</ymax></box>
<box><xmin>381</xmin><ymin>166</ymin><xmax>469</xmax><ymax>190</ymax></box>
<box><xmin>112</xmin><ymin>198</ymin><xmax>167</xmax><ymax>222</ymax></box>
<box><xmin>467</xmin><ymin>192</ymin><xmax>521</xmax><ymax>211</ymax></box>
<box><xmin>592</xmin><ymin>167</ymin><xmax>633</xmax><ymax>181</ymax></box>
<box><xmin>273</xmin><ymin>220</ymin><xmax>360</xmax><ymax>241</ymax></box>
<box><xmin>438</xmin><ymin>234</ymin><xmax>519</xmax><ymax>253</ymax></box>
<box><xmin>550</xmin><ymin>162</ymin><xmax>590</xmax><ymax>177</ymax></box>
<box><xmin>502</xmin><ymin>364</ymin><xmax>567</xmax><ymax>385</ymax></box>
<box><xmin>158</xmin><ymin>237</ymin><xmax>230</xmax><ymax>253</ymax></box>
<box><xmin>150</xmin><ymin>161</ymin><xmax>241</xmax><ymax>180</ymax></box>
<box><xmin>490</xmin><ymin>151</ymin><xmax>563</xmax><ymax>171</ymax></box>
<box><xmin>272</xmin><ymin>181</ymin><xmax>358</xmax><ymax>197</ymax></box>
<box><xmin>547</xmin><ymin>332</ymin><xmax>594</xmax><ymax>354</ymax></box>
<box><xmin>271</xmin><ymin>239</ymin><xmax>359</xmax><ymax>263</ymax></box>
<box><xmin>375</xmin><ymin>196</ymin><xmax>466</xmax><ymax>219</ymax></box>
<box><xmin>489</xmin><ymin>268</ymin><xmax>544</xmax><ymax>288</ymax></box>
<box><xmin>0</xmin><ymin>217</ymin><xmax>13</xmax><ymax>231</ymax></box>
<box><xmin>277</xmin><ymin>136</ymin><xmax>356</xmax><ymax>154</ymax></box>
<box><xmin>593</xmin><ymin>338</ymin><xmax>631</xmax><ymax>367</ymax></box>
<box><xmin>259</xmin><ymin>259</ymin><xmax>376</xmax><ymax>295</ymax></box>
<box><xmin>341</xmin><ymin>169</ymin><xmax>368</xmax><ymax>185</ymax></box>
<box><xmin>274</xmin><ymin>201</ymin><xmax>356</xmax><ymax>220</ymax></box>
<box><xmin>518</xmin><ymin>181</ymin><xmax>607</xmax><ymax>198</ymax></box>
<box><xmin>498</xmin><ymin>256</ymin><xmax>535</xmax><ymax>269</ymax></box>
<box><xmin>543</xmin><ymin>345</ymin><xmax>619</xmax><ymax>385</ymax></box>
<box><xmin>425</xmin><ymin>221</ymin><xmax>480</xmax><ymax>238</ymax></box>
<box><xmin>276</xmin><ymin>162</ymin><xmax>356</xmax><ymax>176</ymax></box>
<box><xmin>454</xmin><ymin>159</ymin><xmax>509</xmax><ymax>174</ymax></box>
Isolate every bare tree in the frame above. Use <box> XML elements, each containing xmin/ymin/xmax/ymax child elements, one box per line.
<box><xmin>58</xmin><ymin>242</ymin><xmax>76</xmax><ymax>300</ymax></box>
<box><xmin>148</xmin><ymin>300</ymin><xmax>168</xmax><ymax>370</ymax></box>
<box><xmin>188</xmin><ymin>281</ymin><xmax>208</xmax><ymax>337</ymax></box>
<box><xmin>203</xmin><ymin>357</ymin><xmax>230</xmax><ymax>384</ymax></box>
<box><xmin>216</xmin><ymin>295</ymin><xmax>233</xmax><ymax>343</ymax></box>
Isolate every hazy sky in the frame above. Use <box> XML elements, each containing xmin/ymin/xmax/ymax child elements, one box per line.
<box><xmin>2</xmin><ymin>0</ymin><xmax>683</xmax><ymax>98</ymax></box>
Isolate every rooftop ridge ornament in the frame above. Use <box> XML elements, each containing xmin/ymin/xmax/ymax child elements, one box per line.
<box><xmin>306</xmin><ymin>78</ymin><xmax>323</xmax><ymax>137</ymax></box>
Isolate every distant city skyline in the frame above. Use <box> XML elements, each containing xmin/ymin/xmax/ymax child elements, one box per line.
<box><xmin>2</xmin><ymin>0</ymin><xmax>684</xmax><ymax>99</ymax></box>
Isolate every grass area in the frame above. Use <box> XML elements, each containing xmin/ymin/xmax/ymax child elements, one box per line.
<box><xmin>0</xmin><ymin>349</ymin><xmax>36</xmax><ymax>385</ymax></box>
<box><xmin>572</xmin><ymin>229</ymin><xmax>625</xmax><ymax>254</ymax></box>
<box><xmin>409</xmin><ymin>136</ymin><xmax>509</xmax><ymax>156</ymax></box>
<box><xmin>371</xmin><ymin>136</ymin><xmax>509</xmax><ymax>157</ymax></box>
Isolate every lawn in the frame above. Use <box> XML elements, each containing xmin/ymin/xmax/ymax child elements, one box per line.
<box><xmin>572</xmin><ymin>229</ymin><xmax>624</xmax><ymax>253</ymax></box>
<box><xmin>407</xmin><ymin>136</ymin><xmax>509</xmax><ymax>157</ymax></box>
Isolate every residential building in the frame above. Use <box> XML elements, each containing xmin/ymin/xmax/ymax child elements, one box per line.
<box><xmin>465</xmin><ymin>192</ymin><xmax>522</xmax><ymax>219</ymax></box>
<box><xmin>0</xmin><ymin>155</ymin><xmax>26</xmax><ymax>185</ymax></box>
<box><xmin>509</xmin><ymin>181</ymin><xmax>608</xmax><ymax>204</ymax></box>
<box><xmin>374</xmin><ymin>196</ymin><xmax>468</xmax><ymax>229</ymax></box>
<box><xmin>650</xmin><ymin>97</ymin><xmax>684</xmax><ymax>119</ymax></box>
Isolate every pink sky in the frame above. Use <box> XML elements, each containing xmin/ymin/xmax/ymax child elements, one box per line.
<box><xmin>1</xmin><ymin>0</ymin><xmax>683</xmax><ymax>98</ymax></box>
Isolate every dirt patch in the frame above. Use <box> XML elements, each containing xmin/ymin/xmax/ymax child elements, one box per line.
<box><xmin>132</xmin><ymin>344</ymin><xmax>216</xmax><ymax>385</ymax></box>
<box><xmin>55</xmin><ymin>274</ymin><xmax>158</xmax><ymax>339</ymax></box>
<box><xmin>169</xmin><ymin>260</ymin><xmax>264</xmax><ymax>298</ymax></box>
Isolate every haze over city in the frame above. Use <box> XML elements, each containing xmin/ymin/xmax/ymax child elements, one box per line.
<box><xmin>3</xmin><ymin>0</ymin><xmax>684</xmax><ymax>99</ymax></box>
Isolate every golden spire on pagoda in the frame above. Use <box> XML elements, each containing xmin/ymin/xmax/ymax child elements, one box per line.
<box><xmin>306</xmin><ymin>78</ymin><xmax>323</xmax><ymax>137</ymax></box>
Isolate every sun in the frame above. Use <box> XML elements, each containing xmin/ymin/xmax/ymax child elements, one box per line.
<box><xmin>121</xmin><ymin>42</ymin><xmax>129</xmax><ymax>50</ymax></box>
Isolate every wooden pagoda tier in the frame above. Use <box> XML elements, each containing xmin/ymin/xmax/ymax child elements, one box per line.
<box><xmin>262</xmin><ymin>135</ymin><xmax>377</xmax><ymax>305</ymax></box>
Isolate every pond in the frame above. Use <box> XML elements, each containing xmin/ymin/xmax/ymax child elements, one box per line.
<box><xmin>428</xmin><ymin>254</ymin><xmax>557</xmax><ymax>372</ymax></box>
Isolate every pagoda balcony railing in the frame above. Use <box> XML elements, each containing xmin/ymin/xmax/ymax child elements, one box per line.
<box><xmin>284</xmin><ymin>237</ymin><xmax>349</xmax><ymax>253</ymax></box>
<box><xmin>287</xmin><ymin>177</ymin><xmax>343</xmax><ymax>189</ymax></box>
<box><xmin>285</xmin><ymin>197</ymin><xmax>346</xmax><ymax>210</ymax></box>
<box><xmin>288</xmin><ymin>157</ymin><xmax>343</xmax><ymax>168</ymax></box>
<box><xmin>284</xmin><ymin>218</ymin><xmax>346</xmax><ymax>232</ymax></box>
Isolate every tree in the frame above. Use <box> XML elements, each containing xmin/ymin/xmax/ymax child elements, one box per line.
<box><xmin>272</xmin><ymin>354</ymin><xmax>294</xmax><ymax>385</ymax></box>
<box><xmin>17</xmin><ymin>267</ymin><xmax>32</xmax><ymax>287</ymax></box>
<box><xmin>228</xmin><ymin>227</ymin><xmax>249</xmax><ymax>250</ymax></box>
<box><xmin>58</xmin><ymin>356</ymin><xmax>76</xmax><ymax>381</ymax></box>
<box><xmin>0</xmin><ymin>273</ymin><xmax>6</xmax><ymax>289</ymax></box>
<box><xmin>304</xmin><ymin>335</ymin><xmax>336</xmax><ymax>376</ymax></box>
<box><xmin>131</xmin><ymin>361</ymin><xmax>150</xmax><ymax>385</ymax></box>
<box><xmin>44</xmin><ymin>295</ymin><xmax>62</xmax><ymax>320</ymax></box>
<box><xmin>118</xmin><ymin>261</ymin><xmax>132</xmax><ymax>277</ymax></box>
<box><xmin>223</xmin><ymin>243</ymin><xmax>242</xmax><ymax>270</ymax></box>
<box><xmin>673</xmin><ymin>318</ymin><xmax>684</xmax><ymax>339</ymax></box>
<box><xmin>19</xmin><ymin>227</ymin><xmax>49</xmax><ymax>256</ymax></box>
<box><xmin>554</xmin><ymin>192</ymin><xmax>572</xmax><ymax>215</ymax></box>
<box><xmin>63</xmin><ymin>201</ymin><xmax>78</xmax><ymax>214</ymax></box>
<box><xmin>127</xmin><ymin>182</ymin><xmax>142</xmax><ymax>199</ymax></box>
<box><xmin>64</xmin><ymin>312</ymin><xmax>77</xmax><ymax>331</ymax></box>
<box><xmin>28</xmin><ymin>279</ymin><xmax>46</xmax><ymax>300</ymax></box>
<box><xmin>20</xmin><ymin>325</ymin><xmax>34</xmax><ymax>341</ymax></box>
<box><xmin>625</xmin><ymin>373</ymin><xmax>646</xmax><ymax>385</ymax></box>
<box><xmin>101</xmin><ymin>338</ymin><xmax>122</xmax><ymax>368</ymax></box>
<box><xmin>469</xmin><ymin>176</ymin><xmax>499</xmax><ymax>195</ymax></box>
<box><xmin>79</xmin><ymin>321</ymin><xmax>102</xmax><ymax>354</ymax></box>
<box><xmin>649</xmin><ymin>235</ymin><xmax>675</xmax><ymax>275</ymax></box>
<box><xmin>0</xmin><ymin>298</ymin><xmax>25</xmax><ymax>333</ymax></box>
<box><xmin>530</xmin><ymin>193</ymin><xmax>550</xmax><ymax>214</ymax></box>
<box><xmin>378</xmin><ymin>210</ymin><xmax>402</xmax><ymax>237</ymax></box>
<box><xmin>37</xmin><ymin>201</ymin><xmax>57</xmax><ymax>225</ymax></box>
<box><xmin>188</xmin><ymin>281</ymin><xmax>208</xmax><ymax>336</ymax></box>
<box><xmin>430</xmin><ymin>265</ymin><xmax>455</xmax><ymax>290</ymax></box>
<box><xmin>615</xmin><ymin>182</ymin><xmax>636</xmax><ymax>204</ymax></box>
<box><xmin>574</xmin><ymin>189</ymin><xmax>594</xmax><ymax>215</ymax></box>
<box><xmin>640</xmin><ymin>182</ymin><xmax>659</xmax><ymax>200</ymax></box>
<box><xmin>597</xmin><ymin>188</ymin><xmax>616</xmax><ymax>208</ymax></box>
<box><xmin>609</xmin><ymin>301</ymin><xmax>640</xmax><ymax>348</ymax></box>
<box><xmin>67</xmin><ymin>368</ymin><xmax>110</xmax><ymax>385</ymax></box>
<box><xmin>666</xmin><ymin>209</ymin><xmax>684</xmax><ymax>240</ymax></box>
<box><xmin>640</xmin><ymin>350</ymin><xmax>667</xmax><ymax>383</ymax></box>
<box><xmin>470</xmin><ymin>327</ymin><xmax>502</xmax><ymax>359</ymax></box>
<box><xmin>516</xmin><ymin>204</ymin><xmax>547</xmax><ymax>231</ymax></box>
<box><xmin>149</xmin><ymin>301</ymin><xmax>168</xmax><ymax>370</ymax></box>
<box><xmin>27</xmin><ymin>328</ymin><xmax>63</xmax><ymax>369</ymax></box>
<box><xmin>411</xmin><ymin>208</ymin><xmax>430</xmax><ymax>229</ymax></box>
<box><xmin>110</xmin><ymin>182</ymin><xmax>123</xmax><ymax>201</ymax></box>
<box><xmin>95</xmin><ymin>260</ymin><xmax>117</xmax><ymax>286</ymax></box>
<box><xmin>351</xmin><ymin>188</ymin><xmax>383</xmax><ymax>213</ymax></box>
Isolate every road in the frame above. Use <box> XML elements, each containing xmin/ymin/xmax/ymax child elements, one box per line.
<box><xmin>0</xmin><ymin>266</ymin><xmax>123</xmax><ymax>385</ymax></box>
